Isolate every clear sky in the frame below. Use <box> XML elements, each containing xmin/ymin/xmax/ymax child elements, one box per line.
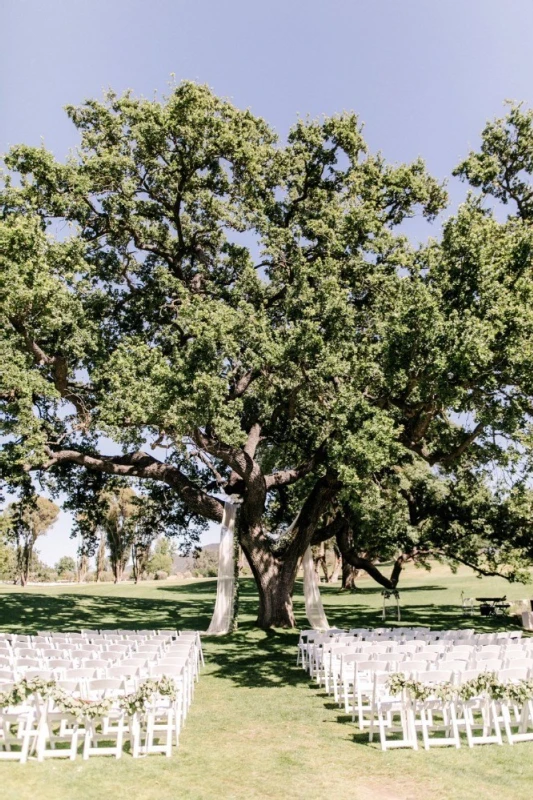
<box><xmin>2</xmin><ymin>0</ymin><xmax>533</xmax><ymax>565</ymax></box>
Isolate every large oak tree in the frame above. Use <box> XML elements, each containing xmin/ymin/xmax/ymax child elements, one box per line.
<box><xmin>2</xmin><ymin>86</ymin><xmax>533</xmax><ymax>626</ymax></box>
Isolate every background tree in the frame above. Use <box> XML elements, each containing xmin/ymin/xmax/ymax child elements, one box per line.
<box><xmin>77</xmin><ymin>552</ymin><xmax>89</xmax><ymax>582</ymax></box>
<box><xmin>2</xmin><ymin>491</ymin><xmax>59</xmax><ymax>585</ymax></box>
<box><xmin>147</xmin><ymin>537</ymin><xmax>175</xmax><ymax>577</ymax></box>
<box><xmin>100</xmin><ymin>486</ymin><xmax>137</xmax><ymax>583</ymax></box>
<box><xmin>193</xmin><ymin>547</ymin><xmax>219</xmax><ymax>577</ymax></box>
<box><xmin>95</xmin><ymin>535</ymin><xmax>107</xmax><ymax>582</ymax></box>
<box><xmin>55</xmin><ymin>555</ymin><xmax>76</xmax><ymax>579</ymax></box>
<box><xmin>2</xmin><ymin>85</ymin><xmax>533</xmax><ymax>625</ymax></box>
<box><xmin>0</xmin><ymin>530</ymin><xmax>17</xmax><ymax>582</ymax></box>
<box><xmin>312</xmin><ymin>540</ymin><xmax>341</xmax><ymax>583</ymax></box>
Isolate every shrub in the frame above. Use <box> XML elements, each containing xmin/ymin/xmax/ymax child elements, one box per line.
<box><xmin>32</xmin><ymin>566</ymin><xmax>58</xmax><ymax>583</ymax></box>
<box><xmin>154</xmin><ymin>570</ymin><xmax>169</xmax><ymax>580</ymax></box>
<box><xmin>193</xmin><ymin>548</ymin><xmax>219</xmax><ymax>577</ymax></box>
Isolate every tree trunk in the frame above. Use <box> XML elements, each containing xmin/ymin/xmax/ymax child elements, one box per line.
<box><xmin>243</xmin><ymin>542</ymin><xmax>299</xmax><ymax>628</ymax></box>
<box><xmin>231</xmin><ymin>470</ymin><xmax>341</xmax><ymax>629</ymax></box>
<box><xmin>78</xmin><ymin>554</ymin><xmax>89</xmax><ymax>583</ymax></box>
<box><xmin>96</xmin><ymin>533</ymin><xmax>106</xmax><ymax>582</ymax></box>
<box><xmin>22</xmin><ymin>541</ymin><xmax>31</xmax><ymax>586</ymax></box>
<box><xmin>329</xmin><ymin>545</ymin><xmax>341</xmax><ymax>583</ymax></box>
<box><xmin>312</xmin><ymin>542</ymin><xmax>328</xmax><ymax>582</ymax></box>
<box><xmin>256</xmin><ymin>564</ymin><xmax>297</xmax><ymax>628</ymax></box>
<box><xmin>342</xmin><ymin>557</ymin><xmax>359</xmax><ymax>591</ymax></box>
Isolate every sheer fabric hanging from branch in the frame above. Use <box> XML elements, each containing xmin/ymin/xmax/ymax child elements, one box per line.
<box><xmin>206</xmin><ymin>501</ymin><xmax>237</xmax><ymax>635</ymax></box>
<box><xmin>302</xmin><ymin>546</ymin><xmax>330</xmax><ymax>630</ymax></box>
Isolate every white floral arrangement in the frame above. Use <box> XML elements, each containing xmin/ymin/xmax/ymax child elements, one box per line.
<box><xmin>0</xmin><ymin>676</ymin><xmax>178</xmax><ymax>721</ymax></box>
<box><xmin>387</xmin><ymin>671</ymin><xmax>533</xmax><ymax>704</ymax></box>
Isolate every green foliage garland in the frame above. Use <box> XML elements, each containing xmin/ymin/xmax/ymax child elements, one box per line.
<box><xmin>0</xmin><ymin>676</ymin><xmax>178</xmax><ymax>720</ymax></box>
<box><xmin>387</xmin><ymin>671</ymin><xmax>533</xmax><ymax>704</ymax></box>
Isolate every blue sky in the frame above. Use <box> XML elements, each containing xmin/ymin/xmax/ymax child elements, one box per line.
<box><xmin>2</xmin><ymin>0</ymin><xmax>533</xmax><ymax>564</ymax></box>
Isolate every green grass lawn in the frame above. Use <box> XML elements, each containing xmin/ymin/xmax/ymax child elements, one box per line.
<box><xmin>1</xmin><ymin>564</ymin><xmax>532</xmax><ymax>800</ymax></box>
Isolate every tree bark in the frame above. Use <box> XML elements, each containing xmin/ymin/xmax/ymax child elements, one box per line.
<box><xmin>78</xmin><ymin>554</ymin><xmax>89</xmax><ymax>583</ymax></box>
<box><xmin>328</xmin><ymin>544</ymin><xmax>341</xmax><ymax>583</ymax></box>
<box><xmin>341</xmin><ymin>557</ymin><xmax>359</xmax><ymax>590</ymax></box>
<box><xmin>313</xmin><ymin>542</ymin><xmax>329</xmax><ymax>582</ymax></box>
<box><xmin>254</xmin><ymin>558</ymin><xmax>299</xmax><ymax>628</ymax></box>
<box><xmin>241</xmin><ymin>536</ymin><xmax>300</xmax><ymax>628</ymax></box>
<box><xmin>96</xmin><ymin>533</ymin><xmax>106</xmax><ymax>582</ymax></box>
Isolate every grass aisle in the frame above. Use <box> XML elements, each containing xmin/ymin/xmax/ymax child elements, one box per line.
<box><xmin>0</xmin><ymin>565</ymin><xmax>532</xmax><ymax>800</ymax></box>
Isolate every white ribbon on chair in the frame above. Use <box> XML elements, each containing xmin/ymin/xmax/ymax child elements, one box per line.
<box><xmin>206</xmin><ymin>501</ymin><xmax>237</xmax><ymax>635</ymax></box>
<box><xmin>302</xmin><ymin>546</ymin><xmax>330</xmax><ymax>630</ymax></box>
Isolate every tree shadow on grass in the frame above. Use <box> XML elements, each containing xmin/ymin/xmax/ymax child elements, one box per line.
<box><xmin>314</xmin><ymin>583</ymin><xmax>447</xmax><ymax>596</ymax></box>
<box><xmin>0</xmin><ymin>577</ymin><xmax>523</xmax><ymax>695</ymax></box>
<box><xmin>0</xmin><ymin>589</ymin><xmax>215</xmax><ymax>635</ymax></box>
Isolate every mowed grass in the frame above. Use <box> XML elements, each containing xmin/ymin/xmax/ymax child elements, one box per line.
<box><xmin>0</xmin><ymin>564</ymin><xmax>532</xmax><ymax>800</ymax></box>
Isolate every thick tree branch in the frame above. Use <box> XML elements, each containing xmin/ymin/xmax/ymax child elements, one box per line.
<box><xmin>9</xmin><ymin>317</ymin><xmax>91</xmax><ymax>427</ymax></box>
<box><xmin>193</xmin><ymin>427</ymin><xmax>263</xmax><ymax>486</ymax></box>
<box><xmin>37</xmin><ymin>447</ymin><xmax>224</xmax><ymax>523</ymax></box>
<box><xmin>265</xmin><ymin>441</ymin><xmax>328</xmax><ymax>489</ymax></box>
<box><xmin>335</xmin><ymin>524</ymin><xmax>395</xmax><ymax>590</ymax></box>
<box><xmin>273</xmin><ymin>471</ymin><xmax>342</xmax><ymax>558</ymax></box>
<box><xmin>243</xmin><ymin>422</ymin><xmax>262</xmax><ymax>459</ymax></box>
<box><xmin>310</xmin><ymin>513</ymin><xmax>347</xmax><ymax>546</ymax></box>
<box><xmin>227</xmin><ymin>369</ymin><xmax>260</xmax><ymax>401</ymax></box>
<box><xmin>429</xmin><ymin>422</ymin><xmax>485</xmax><ymax>466</ymax></box>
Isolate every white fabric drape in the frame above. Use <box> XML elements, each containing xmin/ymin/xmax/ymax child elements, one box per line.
<box><xmin>206</xmin><ymin>501</ymin><xmax>237</xmax><ymax>635</ymax></box>
<box><xmin>302</xmin><ymin>546</ymin><xmax>330</xmax><ymax>630</ymax></box>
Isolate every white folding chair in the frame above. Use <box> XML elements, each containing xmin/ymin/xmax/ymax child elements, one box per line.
<box><xmin>400</xmin><ymin>660</ymin><xmax>428</xmax><ymax>677</ymax></box>
<box><xmin>0</xmin><ymin>694</ymin><xmax>36</xmax><ymax>763</ymax></box>
<box><xmin>352</xmin><ymin>661</ymin><xmax>389</xmax><ymax>728</ymax></box>
<box><xmin>82</xmin><ymin>680</ymin><xmax>126</xmax><ymax>759</ymax></box>
<box><xmin>455</xmin><ymin>672</ymin><xmax>503</xmax><ymax>747</ymax></box>
<box><xmin>368</xmin><ymin>673</ymin><xmax>417</xmax><ymax>751</ymax></box>
<box><xmin>35</xmin><ymin>689</ymin><xmax>82</xmax><ymax>761</ymax></box>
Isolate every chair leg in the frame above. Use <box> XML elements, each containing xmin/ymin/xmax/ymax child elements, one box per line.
<box><xmin>70</xmin><ymin>725</ymin><xmax>79</xmax><ymax>760</ymax></box>
<box><xmin>378</xmin><ymin>711</ymin><xmax>387</xmax><ymax>751</ymax></box>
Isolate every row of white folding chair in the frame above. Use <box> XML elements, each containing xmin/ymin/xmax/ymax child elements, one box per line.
<box><xmin>357</xmin><ymin>663</ymin><xmax>492</xmax><ymax>736</ymax></box>
<box><xmin>1</xmin><ymin>663</ymin><xmax>194</xmax><ymax>762</ymax></box>
<box><xmin>1</xmin><ymin>631</ymin><xmax>178</xmax><ymax>647</ymax></box>
<box><xmin>7</xmin><ymin>647</ymin><xmax>196</xmax><ymax>680</ymax></box>
<box><xmin>1</xmin><ymin>677</ymin><xmax>181</xmax><ymax>761</ymax></box>
<box><xmin>2</xmin><ymin>638</ymin><xmax>197</xmax><ymax>664</ymax></box>
<box><xmin>298</xmin><ymin>628</ymin><xmax>530</xmax><ymax>677</ymax></box>
<box><xmin>1</xmin><ymin>642</ymin><xmax>161</xmax><ymax>660</ymax></box>
<box><xmin>1</xmin><ymin>641</ymin><xmax>187</xmax><ymax>667</ymax></box>
<box><xmin>345</xmin><ymin>661</ymin><xmax>461</xmax><ymax>719</ymax></box>
<box><xmin>329</xmin><ymin>643</ymin><xmax>531</xmax><ymax>681</ymax></box>
<box><xmin>11</xmin><ymin>632</ymin><xmax>196</xmax><ymax>652</ymax></box>
<box><xmin>297</xmin><ymin>627</ymin><xmax>479</xmax><ymax>658</ymax></box>
<box><xmin>368</xmin><ymin>665</ymin><xmax>533</xmax><ymax>751</ymax></box>
<box><xmin>313</xmin><ymin>639</ymin><xmax>436</xmax><ymax>680</ymax></box>
<box><xmin>318</xmin><ymin>640</ymin><xmax>532</xmax><ymax>691</ymax></box>
<box><xmin>1</xmin><ymin>645</ymin><xmax>198</xmax><ymax>691</ymax></box>
<box><xmin>329</xmin><ymin>650</ymin><xmax>440</xmax><ymax>701</ymax></box>
<box><xmin>297</xmin><ymin>630</ymin><xmax>351</xmax><ymax>669</ymax></box>
<box><xmin>303</xmin><ymin>633</ymin><xmax>478</xmax><ymax>674</ymax></box>
<box><xmin>322</xmin><ymin>645</ymin><xmax>432</xmax><ymax>691</ymax></box>
<box><xmin>331</xmin><ymin>640</ymin><xmax>523</xmax><ymax>656</ymax></box>
<box><xmin>319</xmin><ymin>642</ymin><xmax>465</xmax><ymax>689</ymax></box>
<box><xmin>1</xmin><ymin>662</ymin><xmax>184</xmax><ymax>687</ymax></box>
<box><xmin>346</xmin><ymin>657</ymin><xmax>521</xmax><ymax>720</ymax></box>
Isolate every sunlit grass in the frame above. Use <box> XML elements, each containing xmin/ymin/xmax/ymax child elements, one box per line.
<box><xmin>0</xmin><ymin>564</ymin><xmax>532</xmax><ymax>800</ymax></box>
